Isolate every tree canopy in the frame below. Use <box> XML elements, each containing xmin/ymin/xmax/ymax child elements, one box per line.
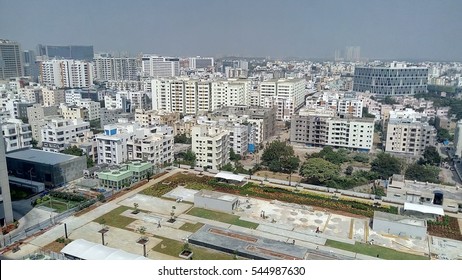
<box><xmin>371</xmin><ymin>152</ymin><xmax>402</xmax><ymax>179</ymax></box>
<box><xmin>299</xmin><ymin>158</ymin><xmax>340</xmax><ymax>185</ymax></box>
<box><xmin>174</xmin><ymin>133</ymin><xmax>192</xmax><ymax>144</ymax></box>
<box><xmin>419</xmin><ymin>146</ymin><xmax>442</xmax><ymax>166</ymax></box>
<box><xmin>261</xmin><ymin>141</ymin><xmax>299</xmax><ymax>173</ymax></box>
<box><xmin>62</xmin><ymin>146</ymin><xmax>83</xmax><ymax>157</ymax></box>
<box><xmin>308</xmin><ymin>146</ymin><xmax>350</xmax><ymax>165</ymax></box>
<box><xmin>405</xmin><ymin>163</ymin><xmax>440</xmax><ymax>184</ymax></box>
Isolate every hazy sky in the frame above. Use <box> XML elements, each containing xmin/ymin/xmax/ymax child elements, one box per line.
<box><xmin>1</xmin><ymin>0</ymin><xmax>461</xmax><ymax>60</ymax></box>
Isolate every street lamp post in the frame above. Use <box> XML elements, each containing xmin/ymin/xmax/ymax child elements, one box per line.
<box><xmin>98</xmin><ymin>227</ymin><xmax>109</xmax><ymax>245</ymax></box>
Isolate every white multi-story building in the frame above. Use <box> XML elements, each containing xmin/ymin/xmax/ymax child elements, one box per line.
<box><xmin>290</xmin><ymin>112</ymin><xmax>374</xmax><ymax>151</ymax></box>
<box><xmin>141</xmin><ymin>55</ymin><xmax>179</xmax><ymax>78</ymax></box>
<box><xmin>227</xmin><ymin>124</ymin><xmax>248</xmax><ymax>156</ymax></box>
<box><xmin>40</xmin><ymin>59</ymin><xmax>94</xmax><ymax>88</ymax></box>
<box><xmin>95</xmin><ymin>122</ymin><xmax>138</xmax><ymax>165</ymax></box>
<box><xmin>454</xmin><ymin>120</ymin><xmax>462</xmax><ymax>158</ymax></box>
<box><xmin>93</xmin><ymin>53</ymin><xmax>139</xmax><ymax>81</ymax></box>
<box><xmin>127</xmin><ymin>127</ymin><xmax>174</xmax><ymax>166</ymax></box>
<box><xmin>385</xmin><ymin>119</ymin><xmax>437</xmax><ymax>156</ymax></box>
<box><xmin>260</xmin><ymin>78</ymin><xmax>306</xmax><ymax>120</ymax></box>
<box><xmin>41</xmin><ymin>118</ymin><xmax>90</xmax><ymax>152</ymax></box>
<box><xmin>337</xmin><ymin>98</ymin><xmax>363</xmax><ymax>118</ymax></box>
<box><xmin>189</xmin><ymin>57</ymin><xmax>214</xmax><ymax>70</ymax></box>
<box><xmin>191</xmin><ymin>125</ymin><xmax>229</xmax><ymax>170</ymax></box>
<box><xmin>1</xmin><ymin>119</ymin><xmax>32</xmax><ymax>152</ymax></box>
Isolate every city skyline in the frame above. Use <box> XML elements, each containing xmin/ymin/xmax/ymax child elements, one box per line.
<box><xmin>1</xmin><ymin>0</ymin><xmax>461</xmax><ymax>61</ymax></box>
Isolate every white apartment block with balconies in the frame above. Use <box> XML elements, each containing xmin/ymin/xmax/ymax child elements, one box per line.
<box><xmin>192</xmin><ymin>125</ymin><xmax>229</xmax><ymax>170</ymax></box>
<box><xmin>260</xmin><ymin>78</ymin><xmax>306</xmax><ymax>120</ymax></box>
<box><xmin>325</xmin><ymin>118</ymin><xmax>373</xmax><ymax>150</ymax></box>
<box><xmin>1</xmin><ymin>119</ymin><xmax>32</xmax><ymax>152</ymax></box>
<box><xmin>385</xmin><ymin>119</ymin><xmax>436</xmax><ymax>156</ymax></box>
<box><xmin>127</xmin><ymin>132</ymin><xmax>174</xmax><ymax>167</ymax></box>
<box><xmin>95</xmin><ymin>122</ymin><xmax>138</xmax><ymax>165</ymax></box>
<box><xmin>41</xmin><ymin>118</ymin><xmax>90</xmax><ymax>152</ymax></box>
<box><xmin>40</xmin><ymin>59</ymin><xmax>94</xmax><ymax>88</ymax></box>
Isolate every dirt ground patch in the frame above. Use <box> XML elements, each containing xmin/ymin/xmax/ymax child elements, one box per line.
<box><xmin>254</xmin><ymin>170</ymin><xmax>303</xmax><ymax>182</ymax></box>
<box><xmin>42</xmin><ymin>239</ymin><xmax>72</xmax><ymax>253</ymax></box>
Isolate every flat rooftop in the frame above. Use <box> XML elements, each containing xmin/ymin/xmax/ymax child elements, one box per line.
<box><xmin>6</xmin><ymin>149</ymin><xmax>80</xmax><ymax>165</ymax></box>
<box><xmin>374</xmin><ymin>211</ymin><xmax>426</xmax><ymax>227</ymax></box>
<box><xmin>195</xmin><ymin>190</ymin><xmax>238</xmax><ymax>202</ymax></box>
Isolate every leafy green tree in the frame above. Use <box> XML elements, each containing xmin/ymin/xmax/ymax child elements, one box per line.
<box><xmin>405</xmin><ymin>163</ymin><xmax>440</xmax><ymax>183</ymax></box>
<box><xmin>300</xmin><ymin>158</ymin><xmax>340</xmax><ymax>185</ymax></box>
<box><xmin>282</xmin><ymin>156</ymin><xmax>300</xmax><ymax>186</ymax></box>
<box><xmin>419</xmin><ymin>146</ymin><xmax>441</xmax><ymax>166</ymax></box>
<box><xmin>371</xmin><ymin>153</ymin><xmax>402</xmax><ymax>179</ymax></box>
<box><xmin>308</xmin><ymin>146</ymin><xmax>350</xmax><ymax>165</ymax></box>
<box><xmin>362</xmin><ymin>107</ymin><xmax>375</xmax><ymax>118</ymax></box>
<box><xmin>86</xmin><ymin>156</ymin><xmax>95</xmax><ymax>168</ymax></box>
<box><xmin>30</xmin><ymin>138</ymin><xmax>39</xmax><ymax>149</ymax></box>
<box><xmin>382</xmin><ymin>96</ymin><xmax>398</xmax><ymax>105</ymax></box>
<box><xmin>353</xmin><ymin>153</ymin><xmax>369</xmax><ymax>163</ymax></box>
<box><xmin>229</xmin><ymin>148</ymin><xmax>241</xmax><ymax>161</ymax></box>
<box><xmin>174</xmin><ymin>133</ymin><xmax>192</xmax><ymax>144</ymax></box>
<box><xmin>183</xmin><ymin>149</ymin><xmax>196</xmax><ymax>166</ymax></box>
<box><xmin>221</xmin><ymin>163</ymin><xmax>234</xmax><ymax>172</ymax></box>
<box><xmin>436</xmin><ymin>128</ymin><xmax>453</xmax><ymax>142</ymax></box>
<box><xmin>261</xmin><ymin>141</ymin><xmax>296</xmax><ymax>173</ymax></box>
<box><xmin>345</xmin><ymin>165</ymin><xmax>354</xmax><ymax>176</ymax></box>
<box><xmin>62</xmin><ymin>146</ymin><xmax>83</xmax><ymax>156</ymax></box>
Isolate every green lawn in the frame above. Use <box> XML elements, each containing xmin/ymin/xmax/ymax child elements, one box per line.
<box><xmin>325</xmin><ymin>239</ymin><xmax>429</xmax><ymax>260</ymax></box>
<box><xmin>38</xmin><ymin>198</ymin><xmax>80</xmax><ymax>213</ymax></box>
<box><xmin>93</xmin><ymin>206</ymin><xmax>137</xmax><ymax>229</ymax></box>
<box><xmin>179</xmin><ymin>222</ymin><xmax>205</xmax><ymax>232</ymax></box>
<box><xmin>152</xmin><ymin>235</ymin><xmax>235</xmax><ymax>260</ymax></box>
<box><xmin>187</xmin><ymin>208</ymin><xmax>259</xmax><ymax>229</ymax></box>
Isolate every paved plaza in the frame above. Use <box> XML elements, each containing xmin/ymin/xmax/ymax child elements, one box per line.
<box><xmin>3</xmin><ymin>169</ymin><xmax>462</xmax><ymax>260</ymax></box>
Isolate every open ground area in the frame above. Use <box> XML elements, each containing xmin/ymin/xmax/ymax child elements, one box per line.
<box><xmin>3</xmin><ymin>168</ymin><xmax>462</xmax><ymax>260</ymax></box>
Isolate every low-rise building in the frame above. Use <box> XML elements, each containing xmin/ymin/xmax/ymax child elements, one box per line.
<box><xmin>41</xmin><ymin>118</ymin><xmax>91</xmax><ymax>152</ymax></box>
<box><xmin>1</xmin><ymin>119</ymin><xmax>32</xmax><ymax>152</ymax></box>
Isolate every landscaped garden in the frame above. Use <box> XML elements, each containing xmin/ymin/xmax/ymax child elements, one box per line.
<box><xmin>427</xmin><ymin>215</ymin><xmax>462</xmax><ymax>241</ymax></box>
<box><xmin>33</xmin><ymin>191</ymin><xmax>88</xmax><ymax>213</ymax></box>
<box><xmin>325</xmin><ymin>239</ymin><xmax>429</xmax><ymax>260</ymax></box>
<box><xmin>187</xmin><ymin>208</ymin><xmax>259</xmax><ymax>229</ymax></box>
<box><xmin>152</xmin><ymin>235</ymin><xmax>236</xmax><ymax>260</ymax></box>
<box><xmin>93</xmin><ymin>206</ymin><xmax>137</xmax><ymax>229</ymax></box>
<box><xmin>143</xmin><ymin>172</ymin><xmax>398</xmax><ymax>218</ymax></box>
<box><xmin>179</xmin><ymin>222</ymin><xmax>205</xmax><ymax>233</ymax></box>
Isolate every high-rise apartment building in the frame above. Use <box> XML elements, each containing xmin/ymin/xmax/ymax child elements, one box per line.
<box><xmin>452</xmin><ymin>120</ymin><xmax>462</xmax><ymax>158</ymax></box>
<box><xmin>353</xmin><ymin>63</ymin><xmax>428</xmax><ymax>96</ymax></box>
<box><xmin>1</xmin><ymin>119</ymin><xmax>32</xmax><ymax>152</ymax></box>
<box><xmin>37</xmin><ymin>44</ymin><xmax>94</xmax><ymax>61</ymax></box>
<box><xmin>260</xmin><ymin>78</ymin><xmax>306</xmax><ymax>121</ymax></box>
<box><xmin>141</xmin><ymin>55</ymin><xmax>179</xmax><ymax>78</ymax></box>
<box><xmin>93</xmin><ymin>53</ymin><xmax>139</xmax><ymax>81</ymax></box>
<box><xmin>0</xmin><ymin>39</ymin><xmax>24</xmax><ymax>80</ymax></box>
<box><xmin>189</xmin><ymin>57</ymin><xmax>214</xmax><ymax>69</ymax></box>
<box><xmin>345</xmin><ymin>46</ymin><xmax>360</xmax><ymax>62</ymax></box>
<box><xmin>40</xmin><ymin>59</ymin><xmax>94</xmax><ymax>88</ymax></box>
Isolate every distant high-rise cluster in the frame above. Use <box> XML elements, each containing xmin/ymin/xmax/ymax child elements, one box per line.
<box><xmin>334</xmin><ymin>46</ymin><xmax>360</xmax><ymax>62</ymax></box>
